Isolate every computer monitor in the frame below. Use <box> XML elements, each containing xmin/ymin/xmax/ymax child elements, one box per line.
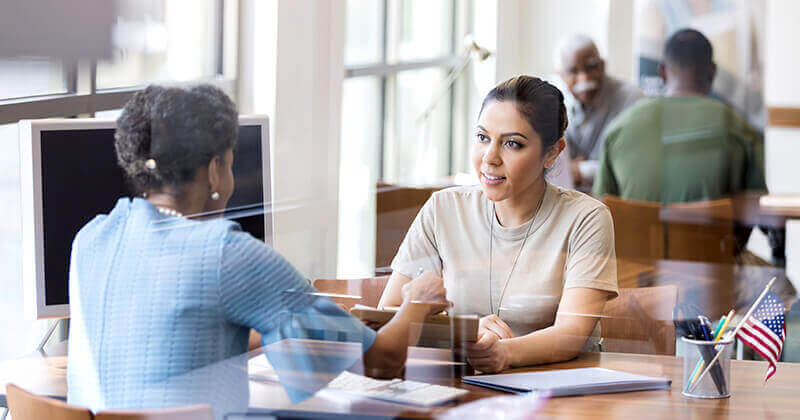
<box><xmin>19</xmin><ymin>116</ymin><xmax>273</xmax><ymax>319</ymax></box>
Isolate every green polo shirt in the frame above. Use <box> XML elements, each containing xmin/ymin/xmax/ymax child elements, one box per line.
<box><xmin>593</xmin><ymin>96</ymin><xmax>765</xmax><ymax>204</ymax></box>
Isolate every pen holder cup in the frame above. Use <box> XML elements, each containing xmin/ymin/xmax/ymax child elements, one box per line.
<box><xmin>680</xmin><ymin>336</ymin><xmax>734</xmax><ymax>399</ymax></box>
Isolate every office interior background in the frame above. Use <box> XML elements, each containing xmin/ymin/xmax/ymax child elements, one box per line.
<box><xmin>1</xmin><ymin>0</ymin><xmax>799</xmax><ymax>367</ymax></box>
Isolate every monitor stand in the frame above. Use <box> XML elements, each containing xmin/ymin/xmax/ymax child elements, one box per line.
<box><xmin>37</xmin><ymin>318</ymin><xmax>64</xmax><ymax>352</ymax></box>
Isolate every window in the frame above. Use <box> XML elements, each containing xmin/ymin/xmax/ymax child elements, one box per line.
<box><xmin>0</xmin><ymin>0</ymin><xmax>236</xmax><ymax>360</ymax></box>
<box><xmin>390</xmin><ymin>0</ymin><xmax>454</xmax><ymax>63</ymax></box>
<box><xmin>338</xmin><ymin>76</ymin><xmax>383</xmax><ymax>277</ymax></box>
<box><xmin>0</xmin><ymin>0</ymin><xmax>235</xmax><ymax>125</ymax></box>
<box><xmin>343</xmin><ymin>0</ymin><xmax>384</xmax><ymax>67</ymax></box>
<box><xmin>97</xmin><ymin>0</ymin><xmax>222</xmax><ymax>89</ymax></box>
<box><xmin>0</xmin><ymin>58</ymin><xmax>66</xmax><ymax>99</ymax></box>
<box><xmin>342</xmin><ymin>0</ymin><xmax>459</xmax><ymax>185</ymax></box>
<box><xmin>338</xmin><ymin>0</ymin><xmax>466</xmax><ymax>277</ymax></box>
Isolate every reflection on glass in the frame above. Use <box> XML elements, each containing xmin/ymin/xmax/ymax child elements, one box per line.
<box><xmin>338</xmin><ymin>76</ymin><xmax>382</xmax><ymax>277</ymax></box>
<box><xmin>96</xmin><ymin>0</ymin><xmax>218</xmax><ymax>89</ymax></box>
<box><xmin>0</xmin><ymin>58</ymin><xmax>65</xmax><ymax>99</ymax></box>
<box><xmin>259</xmin><ymin>290</ymin><xmax>374</xmax><ymax>402</ymax></box>
<box><xmin>388</xmin><ymin>0</ymin><xmax>454</xmax><ymax>62</ymax></box>
<box><xmin>344</xmin><ymin>0</ymin><xmax>384</xmax><ymax>66</ymax></box>
<box><xmin>383</xmin><ymin>67</ymin><xmax>451</xmax><ymax>183</ymax></box>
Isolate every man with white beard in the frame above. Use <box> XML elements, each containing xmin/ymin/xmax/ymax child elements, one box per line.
<box><xmin>554</xmin><ymin>35</ymin><xmax>643</xmax><ymax>188</ymax></box>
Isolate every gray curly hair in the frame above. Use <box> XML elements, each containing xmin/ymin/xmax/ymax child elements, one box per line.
<box><xmin>114</xmin><ymin>84</ymin><xmax>238</xmax><ymax>194</ymax></box>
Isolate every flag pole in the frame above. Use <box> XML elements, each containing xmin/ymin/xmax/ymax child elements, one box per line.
<box><xmin>687</xmin><ymin>277</ymin><xmax>776</xmax><ymax>393</ymax></box>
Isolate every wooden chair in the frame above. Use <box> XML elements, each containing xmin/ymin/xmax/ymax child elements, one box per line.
<box><xmin>600</xmin><ymin>285</ymin><xmax>678</xmax><ymax>355</ymax></box>
<box><xmin>312</xmin><ymin>276</ymin><xmax>390</xmax><ymax>310</ymax></box>
<box><xmin>6</xmin><ymin>383</ymin><xmax>92</xmax><ymax>420</ymax></box>
<box><xmin>6</xmin><ymin>384</ymin><xmax>214</xmax><ymax>420</ymax></box>
<box><xmin>661</xmin><ymin>198</ymin><xmax>736</xmax><ymax>265</ymax></box>
<box><xmin>94</xmin><ymin>405</ymin><xmax>213</xmax><ymax>420</ymax></box>
<box><xmin>601</xmin><ymin>196</ymin><xmax>663</xmax><ymax>287</ymax></box>
<box><xmin>375</xmin><ymin>184</ymin><xmax>443</xmax><ymax>273</ymax></box>
<box><xmin>602</xmin><ymin>195</ymin><xmax>665</xmax><ymax>263</ymax></box>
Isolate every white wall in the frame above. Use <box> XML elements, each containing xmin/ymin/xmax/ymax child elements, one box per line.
<box><xmin>765</xmin><ymin>1</ymin><xmax>800</xmax><ymax>109</ymax></box>
<box><xmin>607</xmin><ymin>0</ymin><xmax>636</xmax><ymax>83</ymax></box>
<box><xmin>763</xmin><ymin>0</ymin><xmax>800</xmax><ymax>196</ymax></box>
<box><xmin>238</xmin><ymin>0</ymin><xmax>345</xmax><ymax>278</ymax></box>
<box><xmin>764</xmin><ymin>0</ymin><xmax>800</xmax><ymax>286</ymax></box>
<box><xmin>496</xmin><ymin>0</ymin><xmax>634</xmax><ymax>82</ymax></box>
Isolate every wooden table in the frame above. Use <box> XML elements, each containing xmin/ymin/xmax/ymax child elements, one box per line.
<box><xmin>2</xmin><ymin>341</ymin><xmax>800</xmax><ymax>419</ymax></box>
<box><xmin>733</xmin><ymin>191</ymin><xmax>800</xmax><ymax>268</ymax></box>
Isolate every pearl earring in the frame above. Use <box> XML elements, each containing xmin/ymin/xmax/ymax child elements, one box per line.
<box><xmin>211</xmin><ymin>192</ymin><xmax>220</xmax><ymax>200</ymax></box>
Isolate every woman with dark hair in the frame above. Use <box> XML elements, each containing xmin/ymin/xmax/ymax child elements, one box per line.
<box><xmin>379</xmin><ymin>76</ymin><xmax>618</xmax><ymax>373</ymax></box>
<box><xmin>67</xmin><ymin>84</ymin><xmax>447</xmax><ymax>416</ymax></box>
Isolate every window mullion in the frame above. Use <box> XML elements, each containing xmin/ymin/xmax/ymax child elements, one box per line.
<box><xmin>216</xmin><ymin>0</ymin><xmax>225</xmax><ymax>76</ymax></box>
<box><xmin>446</xmin><ymin>0</ymin><xmax>458</xmax><ymax>176</ymax></box>
<box><xmin>64</xmin><ymin>60</ymin><xmax>78</xmax><ymax>95</ymax></box>
<box><xmin>378</xmin><ymin>0</ymin><xmax>389</xmax><ymax>181</ymax></box>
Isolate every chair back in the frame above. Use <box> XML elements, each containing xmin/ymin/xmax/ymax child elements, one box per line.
<box><xmin>661</xmin><ymin>198</ymin><xmax>736</xmax><ymax>264</ymax></box>
<box><xmin>639</xmin><ymin>259</ymin><xmax>735</xmax><ymax>320</ymax></box>
<box><xmin>312</xmin><ymin>276</ymin><xmax>390</xmax><ymax>310</ymax></box>
<box><xmin>600</xmin><ymin>285</ymin><xmax>678</xmax><ymax>355</ymax></box>
<box><xmin>6</xmin><ymin>383</ymin><xmax>214</xmax><ymax>420</ymax></box>
<box><xmin>94</xmin><ymin>405</ymin><xmax>213</xmax><ymax>420</ymax></box>
<box><xmin>375</xmin><ymin>185</ymin><xmax>442</xmax><ymax>272</ymax></box>
<box><xmin>602</xmin><ymin>195</ymin><xmax>665</xmax><ymax>263</ymax></box>
<box><xmin>6</xmin><ymin>383</ymin><xmax>92</xmax><ymax>420</ymax></box>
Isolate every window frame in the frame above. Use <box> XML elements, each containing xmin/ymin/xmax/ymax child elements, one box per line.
<box><xmin>0</xmin><ymin>0</ymin><xmax>236</xmax><ymax>126</ymax></box>
<box><xmin>343</xmin><ymin>0</ymin><xmax>465</xmax><ymax>181</ymax></box>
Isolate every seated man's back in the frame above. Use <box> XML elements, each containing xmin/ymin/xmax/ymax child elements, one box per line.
<box><xmin>593</xmin><ymin>95</ymin><xmax>765</xmax><ymax>204</ymax></box>
<box><xmin>595</xmin><ymin>29</ymin><xmax>767</xmax><ymax>204</ymax></box>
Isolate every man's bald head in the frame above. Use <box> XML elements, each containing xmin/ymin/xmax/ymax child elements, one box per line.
<box><xmin>554</xmin><ymin>34</ymin><xmax>605</xmax><ymax>107</ymax></box>
<box><xmin>659</xmin><ymin>29</ymin><xmax>716</xmax><ymax>95</ymax></box>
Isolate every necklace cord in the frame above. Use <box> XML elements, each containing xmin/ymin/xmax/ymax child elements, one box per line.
<box><xmin>489</xmin><ymin>188</ymin><xmax>546</xmax><ymax>315</ymax></box>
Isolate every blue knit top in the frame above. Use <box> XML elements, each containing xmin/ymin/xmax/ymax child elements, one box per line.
<box><xmin>67</xmin><ymin>198</ymin><xmax>375</xmax><ymax>417</ymax></box>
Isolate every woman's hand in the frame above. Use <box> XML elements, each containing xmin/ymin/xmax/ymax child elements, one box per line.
<box><xmin>466</xmin><ymin>332</ymin><xmax>512</xmax><ymax>373</ymax></box>
<box><xmin>478</xmin><ymin>314</ymin><xmax>515</xmax><ymax>340</ymax></box>
<box><xmin>400</xmin><ymin>270</ymin><xmax>449</xmax><ymax>315</ymax></box>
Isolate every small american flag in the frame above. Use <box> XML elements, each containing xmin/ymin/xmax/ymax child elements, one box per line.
<box><xmin>736</xmin><ymin>290</ymin><xmax>786</xmax><ymax>381</ymax></box>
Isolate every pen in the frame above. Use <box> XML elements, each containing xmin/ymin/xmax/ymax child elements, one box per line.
<box><xmin>713</xmin><ymin>309</ymin><xmax>735</xmax><ymax>341</ymax></box>
<box><xmin>698</xmin><ymin>316</ymin><xmax>712</xmax><ymax>341</ymax></box>
<box><xmin>711</xmin><ymin>315</ymin><xmax>727</xmax><ymax>339</ymax></box>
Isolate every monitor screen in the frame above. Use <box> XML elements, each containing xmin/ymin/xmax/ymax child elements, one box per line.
<box><xmin>34</xmin><ymin>122</ymin><xmax>268</xmax><ymax>308</ymax></box>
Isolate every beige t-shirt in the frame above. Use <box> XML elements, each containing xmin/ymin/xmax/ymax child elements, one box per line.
<box><xmin>391</xmin><ymin>183</ymin><xmax>618</xmax><ymax>337</ymax></box>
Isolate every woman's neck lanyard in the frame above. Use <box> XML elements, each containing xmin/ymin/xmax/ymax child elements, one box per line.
<box><xmin>488</xmin><ymin>189</ymin><xmax>546</xmax><ymax>315</ymax></box>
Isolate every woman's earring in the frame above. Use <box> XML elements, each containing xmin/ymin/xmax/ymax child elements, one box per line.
<box><xmin>211</xmin><ymin>192</ymin><xmax>220</xmax><ymax>200</ymax></box>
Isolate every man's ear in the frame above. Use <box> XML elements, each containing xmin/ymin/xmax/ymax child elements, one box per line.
<box><xmin>599</xmin><ymin>58</ymin><xmax>606</xmax><ymax>75</ymax></box>
<box><xmin>658</xmin><ymin>62</ymin><xmax>667</xmax><ymax>82</ymax></box>
<box><xmin>709</xmin><ymin>62</ymin><xmax>717</xmax><ymax>85</ymax></box>
<box><xmin>545</xmin><ymin>138</ymin><xmax>566</xmax><ymax>169</ymax></box>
